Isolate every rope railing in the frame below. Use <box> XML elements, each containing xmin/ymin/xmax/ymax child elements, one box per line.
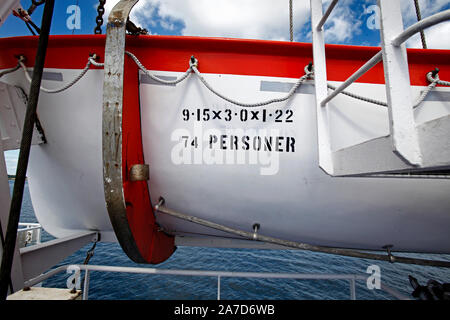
<box><xmin>17</xmin><ymin>54</ymin><xmax>102</xmax><ymax>94</ymax></box>
<box><xmin>2</xmin><ymin>52</ymin><xmax>448</xmax><ymax>108</ymax></box>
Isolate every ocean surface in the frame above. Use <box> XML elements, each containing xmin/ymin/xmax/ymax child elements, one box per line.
<box><xmin>11</xmin><ymin>180</ymin><xmax>450</xmax><ymax>300</ymax></box>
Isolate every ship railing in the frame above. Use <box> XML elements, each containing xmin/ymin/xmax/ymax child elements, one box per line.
<box><xmin>17</xmin><ymin>222</ymin><xmax>42</xmax><ymax>248</ymax></box>
<box><xmin>310</xmin><ymin>0</ymin><xmax>450</xmax><ymax>176</ymax></box>
<box><xmin>22</xmin><ymin>264</ymin><xmax>410</xmax><ymax>300</ymax></box>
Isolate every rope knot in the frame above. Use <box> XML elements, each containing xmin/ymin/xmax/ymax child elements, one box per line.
<box><xmin>304</xmin><ymin>63</ymin><xmax>314</xmax><ymax>79</ymax></box>
<box><xmin>427</xmin><ymin>68</ymin><xmax>440</xmax><ymax>84</ymax></box>
<box><xmin>189</xmin><ymin>55</ymin><xmax>198</xmax><ymax>69</ymax></box>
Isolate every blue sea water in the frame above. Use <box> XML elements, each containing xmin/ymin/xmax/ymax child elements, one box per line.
<box><xmin>11</xmin><ymin>180</ymin><xmax>450</xmax><ymax>300</ymax></box>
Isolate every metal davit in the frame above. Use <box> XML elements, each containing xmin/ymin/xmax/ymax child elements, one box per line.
<box><xmin>102</xmin><ymin>0</ymin><xmax>175</xmax><ymax>263</ymax></box>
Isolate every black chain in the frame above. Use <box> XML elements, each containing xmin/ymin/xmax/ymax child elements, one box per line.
<box><xmin>94</xmin><ymin>0</ymin><xmax>106</xmax><ymax>34</ymax></box>
<box><xmin>28</xmin><ymin>0</ymin><xmax>46</xmax><ymax>15</ymax></box>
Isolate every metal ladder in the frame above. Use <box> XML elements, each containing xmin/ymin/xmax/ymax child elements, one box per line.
<box><xmin>310</xmin><ymin>0</ymin><xmax>450</xmax><ymax>176</ymax></box>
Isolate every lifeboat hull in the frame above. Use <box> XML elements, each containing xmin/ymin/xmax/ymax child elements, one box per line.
<box><xmin>1</xmin><ymin>35</ymin><xmax>449</xmax><ymax>261</ymax></box>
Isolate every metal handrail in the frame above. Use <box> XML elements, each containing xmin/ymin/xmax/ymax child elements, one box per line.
<box><xmin>392</xmin><ymin>9</ymin><xmax>450</xmax><ymax>46</ymax></box>
<box><xmin>316</xmin><ymin>0</ymin><xmax>339</xmax><ymax>31</ymax></box>
<box><xmin>320</xmin><ymin>51</ymin><xmax>382</xmax><ymax>107</ymax></box>
<box><xmin>17</xmin><ymin>223</ymin><xmax>42</xmax><ymax>246</ymax></box>
<box><xmin>22</xmin><ymin>263</ymin><xmax>411</xmax><ymax>300</ymax></box>
<box><xmin>318</xmin><ymin>8</ymin><xmax>450</xmax><ymax>107</ymax></box>
<box><xmin>18</xmin><ymin>222</ymin><xmax>41</xmax><ymax>231</ymax></box>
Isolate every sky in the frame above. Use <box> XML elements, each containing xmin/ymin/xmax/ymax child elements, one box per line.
<box><xmin>1</xmin><ymin>0</ymin><xmax>450</xmax><ymax>174</ymax></box>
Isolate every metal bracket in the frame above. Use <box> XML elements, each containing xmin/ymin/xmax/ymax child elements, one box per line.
<box><xmin>129</xmin><ymin>164</ymin><xmax>149</xmax><ymax>181</ymax></box>
<box><xmin>252</xmin><ymin>223</ymin><xmax>260</xmax><ymax>240</ymax></box>
<box><xmin>20</xmin><ymin>231</ymin><xmax>98</xmax><ymax>282</ymax></box>
<box><xmin>382</xmin><ymin>244</ymin><xmax>396</xmax><ymax>263</ymax></box>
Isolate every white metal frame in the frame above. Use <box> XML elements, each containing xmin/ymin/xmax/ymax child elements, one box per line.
<box><xmin>379</xmin><ymin>0</ymin><xmax>421</xmax><ymax>166</ymax></box>
<box><xmin>310</xmin><ymin>0</ymin><xmax>450</xmax><ymax>176</ymax></box>
<box><xmin>17</xmin><ymin>222</ymin><xmax>42</xmax><ymax>248</ymax></box>
<box><xmin>0</xmin><ymin>135</ymin><xmax>24</xmax><ymax>293</ymax></box>
<box><xmin>310</xmin><ymin>0</ymin><xmax>334</xmax><ymax>174</ymax></box>
<box><xmin>19</xmin><ymin>231</ymin><xmax>99</xmax><ymax>281</ymax></box>
<box><xmin>23</xmin><ymin>264</ymin><xmax>411</xmax><ymax>300</ymax></box>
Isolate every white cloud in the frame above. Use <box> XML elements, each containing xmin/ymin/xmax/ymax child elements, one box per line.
<box><xmin>104</xmin><ymin>0</ymin><xmax>311</xmax><ymax>41</ymax></box>
<box><xmin>320</xmin><ymin>0</ymin><xmax>363</xmax><ymax>43</ymax></box>
<box><xmin>406</xmin><ymin>21</ymin><xmax>450</xmax><ymax>49</ymax></box>
<box><xmin>401</xmin><ymin>0</ymin><xmax>450</xmax><ymax>49</ymax></box>
<box><xmin>100</xmin><ymin>0</ymin><xmax>449</xmax><ymax>47</ymax></box>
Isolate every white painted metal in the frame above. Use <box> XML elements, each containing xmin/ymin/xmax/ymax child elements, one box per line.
<box><xmin>82</xmin><ymin>270</ymin><xmax>90</xmax><ymax>301</ymax></box>
<box><xmin>320</xmin><ymin>51</ymin><xmax>382</xmax><ymax>107</ymax></box>
<box><xmin>333</xmin><ymin>136</ymin><xmax>412</xmax><ymax>176</ymax></box>
<box><xmin>24</xmin><ymin>264</ymin><xmax>411</xmax><ymax>300</ymax></box>
<box><xmin>417</xmin><ymin>114</ymin><xmax>450</xmax><ymax>167</ymax></box>
<box><xmin>217</xmin><ymin>275</ymin><xmax>221</xmax><ymax>300</ymax></box>
<box><xmin>0</xmin><ymin>82</ymin><xmax>44</xmax><ymax>151</ymax></box>
<box><xmin>20</xmin><ymin>231</ymin><xmax>98</xmax><ymax>281</ymax></box>
<box><xmin>349</xmin><ymin>278</ymin><xmax>356</xmax><ymax>300</ymax></box>
<box><xmin>316</xmin><ymin>0</ymin><xmax>339</xmax><ymax>31</ymax></box>
<box><xmin>378</xmin><ymin>0</ymin><xmax>422</xmax><ymax>166</ymax></box>
<box><xmin>0</xmin><ymin>0</ymin><xmax>20</xmax><ymax>28</ymax></box>
<box><xmin>310</xmin><ymin>0</ymin><xmax>334</xmax><ymax>175</ymax></box>
<box><xmin>310</xmin><ymin>0</ymin><xmax>450</xmax><ymax>176</ymax></box>
<box><xmin>0</xmin><ymin>135</ymin><xmax>25</xmax><ymax>293</ymax></box>
<box><xmin>17</xmin><ymin>223</ymin><xmax>42</xmax><ymax>248</ymax></box>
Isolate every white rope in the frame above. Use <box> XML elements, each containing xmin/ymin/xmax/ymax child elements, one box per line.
<box><xmin>428</xmin><ymin>71</ymin><xmax>450</xmax><ymax>87</ymax></box>
<box><xmin>128</xmin><ymin>52</ymin><xmax>450</xmax><ymax>110</ymax></box>
<box><xmin>19</xmin><ymin>55</ymin><xmax>101</xmax><ymax>94</ymax></box>
<box><xmin>125</xmin><ymin>51</ymin><xmax>193</xmax><ymax>85</ymax></box>
<box><xmin>413</xmin><ymin>71</ymin><xmax>450</xmax><ymax>109</ymax></box>
<box><xmin>413</xmin><ymin>72</ymin><xmax>438</xmax><ymax>108</ymax></box>
<box><xmin>109</xmin><ymin>52</ymin><xmax>450</xmax><ymax>110</ymax></box>
<box><xmin>127</xmin><ymin>52</ymin><xmax>314</xmax><ymax>108</ymax></box>
<box><xmin>88</xmin><ymin>56</ymin><xmax>105</xmax><ymax>68</ymax></box>
<box><xmin>321</xmin><ymin>68</ymin><xmax>449</xmax><ymax>109</ymax></box>
<box><xmin>13</xmin><ymin>50</ymin><xmax>449</xmax><ymax>110</ymax></box>
<box><xmin>326</xmin><ymin>83</ymin><xmax>388</xmax><ymax>107</ymax></box>
<box><xmin>190</xmin><ymin>60</ymin><xmax>313</xmax><ymax>108</ymax></box>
